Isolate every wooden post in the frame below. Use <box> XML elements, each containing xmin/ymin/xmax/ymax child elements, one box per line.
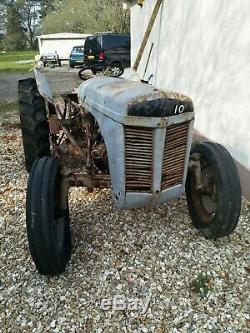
<box><xmin>137</xmin><ymin>0</ymin><xmax>145</xmax><ymax>5</ymax></box>
<box><xmin>133</xmin><ymin>0</ymin><xmax>163</xmax><ymax>71</ymax></box>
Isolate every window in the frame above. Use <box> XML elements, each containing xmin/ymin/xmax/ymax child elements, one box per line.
<box><xmin>103</xmin><ymin>35</ymin><xmax>130</xmax><ymax>49</ymax></box>
<box><xmin>73</xmin><ymin>46</ymin><xmax>84</xmax><ymax>53</ymax></box>
<box><xmin>85</xmin><ymin>36</ymin><xmax>101</xmax><ymax>50</ymax></box>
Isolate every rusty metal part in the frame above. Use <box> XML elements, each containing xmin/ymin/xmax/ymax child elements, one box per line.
<box><xmin>61</xmin><ymin>125</ymin><xmax>86</xmax><ymax>159</ymax></box>
<box><xmin>190</xmin><ymin>161</ymin><xmax>217</xmax><ymax>224</ymax></box>
<box><xmin>161</xmin><ymin>122</ymin><xmax>189</xmax><ymax>190</ymax></box>
<box><xmin>67</xmin><ymin>143</ymin><xmax>85</xmax><ymax>158</ymax></box>
<box><xmin>92</xmin><ymin>174</ymin><xmax>111</xmax><ymax>188</ymax></box>
<box><xmin>85</xmin><ymin>123</ymin><xmax>92</xmax><ymax>170</ymax></box>
<box><xmin>188</xmin><ymin>153</ymin><xmax>203</xmax><ymax>190</ymax></box>
<box><xmin>70</xmin><ymin>100</ymin><xmax>81</xmax><ymax>111</ymax></box>
<box><xmin>48</xmin><ymin>115</ymin><xmax>61</xmax><ymax>135</ymax></box>
<box><xmin>60</xmin><ymin>171</ymin><xmax>110</xmax><ymax>190</ymax></box>
<box><xmin>125</xmin><ymin>126</ymin><xmax>153</xmax><ymax>192</ymax></box>
<box><xmin>91</xmin><ymin>142</ymin><xmax>107</xmax><ymax>161</ymax></box>
<box><xmin>55</xmin><ymin>104</ymin><xmax>64</xmax><ymax>119</ymax></box>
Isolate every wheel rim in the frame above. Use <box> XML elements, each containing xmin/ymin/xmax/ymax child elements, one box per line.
<box><xmin>111</xmin><ymin>66</ymin><xmax>122</xmax><ymax>77</ymax></box>
<box><xmin>190</xmin><ymin>158</ymin><xmax>218</xmax><ymax>224</ymax></box>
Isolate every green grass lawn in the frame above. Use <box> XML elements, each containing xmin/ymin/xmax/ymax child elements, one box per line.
<box><xmin>0</xmin><ymin>50</ymin><xmax>38</xmax><ymax>73</ymax></box>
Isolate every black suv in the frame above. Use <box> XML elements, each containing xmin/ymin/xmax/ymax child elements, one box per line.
<box><xmin>83</xmin><ymin>33</ymin><xmax>131</xmax><ymax>75</ymax></box>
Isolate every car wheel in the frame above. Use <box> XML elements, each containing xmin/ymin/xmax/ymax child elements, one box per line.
<box><xmin>18</xmin><ymin>78</ymin><xmax>50</xmax><ymax>172</ymax></box>
<box><xmin>26</xmin><ymin>156</ymin><xmax>72</xmax><ymax>275</ymax></box>
<box><xmin>110</xmin><ymin>62</ymin><xmax>124</xmax><ymax>77</ymax></box>
<box><xmin>186</xmin><ymin>142</ymin><xmax>241</xmax><ymax>239</ymax></box>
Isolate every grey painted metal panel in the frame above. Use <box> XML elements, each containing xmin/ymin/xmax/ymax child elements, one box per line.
<box><xmin>79</xmin><ymin>77</ymin><xmax>194</xmax><ymax>210</ymax></box>
<box><xmin>125</xmin><ymin>185</ymin><xmax>182</xmax><ymax>209</ymax></box>
<box><xmin>34</xmin><ymin>69</ymin><xmax>53</xmax><ymax>102</ymax></box>
<box><xmin>152</xmin><ymin>127</ymin><xmax>166</xmax><ymax>194</ymax></box>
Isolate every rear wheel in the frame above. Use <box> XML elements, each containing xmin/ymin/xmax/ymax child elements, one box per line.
<box><xmin>26</xmin><ymin>157</ymin><xmax>72</xmax><ymax>275</ymax></box>
<box><xmin>18</xmin><ymin>78</ymin><xmax>50</xmax><ymax>172</ymax></box>
<box><xmin>186</xmin><ymin>142</ymin><xmax>241</xmax><ymax>239</ymax></box>
<box><xmin>109</xmin><ymin>62</ymin><xmax>124</xmax><ymax>77</ymax></box>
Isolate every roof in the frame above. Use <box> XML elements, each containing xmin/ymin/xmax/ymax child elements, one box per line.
<box><xmin>93</xmin><ymin>32</ymin><xmax>130</xmax><ymax>36</ymax></box>
<box><xmin>37</xmin><ymin>33</ymin><xmax>91</xmax><ymax>40</ymax></box>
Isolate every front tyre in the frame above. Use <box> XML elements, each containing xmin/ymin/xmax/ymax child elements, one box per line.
<box><xmin>186</xmin><ymin>142</ymin><xmax>241</xmax><ymax>239</ymax></box>
<box><xmin>78</xmin><ymin>67</ymin><xmax>95</xmax><ymax>80</ymax></box>
<box><xmin>26</xmin><ymin>157</ymin><xmax>72</xmax><ymax>275</ymax></box>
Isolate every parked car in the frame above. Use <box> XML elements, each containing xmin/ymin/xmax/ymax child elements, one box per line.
<box><xmin>41</xmin><ymin>51</ymin><xmax>61</xmax><ymax>67</ymax></box>
<box><xmin>69</xmin><ymin>46</ymin><xmax>84</xmax><ymax>68</ymax></box>
<box><xmin>82</xmin><ymin>33</ymin><xmax>131</xmax><ymax>76</ymax></box>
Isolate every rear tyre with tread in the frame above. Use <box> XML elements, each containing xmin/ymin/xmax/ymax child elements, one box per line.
<box><xmin>18</xmin><ymin>78</ymin><xmax>50</xmax><ymax>172</ymax></box>
<box><xmin>26</xmin><ymin>156</ymin><xmax>72</xmax><ymax>276</ymax></box>
<box><xmin>186</xmin><ymin>142</ymin><xmax>241</xmax><ymax>239</ymax></box>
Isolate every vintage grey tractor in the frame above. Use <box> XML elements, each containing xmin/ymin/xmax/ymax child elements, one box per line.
<box><xmin>18</xmin><ymin>70</ymin><xmax>241</xmax><ymax>275</ymax></box>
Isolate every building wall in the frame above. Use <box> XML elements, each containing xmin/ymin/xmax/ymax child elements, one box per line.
<box><xmin>37</xmin><ymin>34</ymin><xmax>89</xmax><ymax>59</ymax></box>
<box><xmin>131</xmin><ymin>0</ymin><xmax>250</xmax><ymax>198</ymax></box>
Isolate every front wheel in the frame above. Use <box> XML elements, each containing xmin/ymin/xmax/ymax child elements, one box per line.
<box><xmin>18</xmin><ymin>78</ymin><xmax>50</xmax><ymax>172</ymax></box>
<box><xmin>186</xmin><ymin>142</ymin><xmax>241</xmax><ymax>239</ymax></box>
<box><xmin>78</xmin><ymin>67</ymin><xmax>95</xmax><ymax>80</ymax></box>
<box><xmin>26</xmin><ymin>157</ymin><xmax>72</xmax><ymax>275</ymax></box>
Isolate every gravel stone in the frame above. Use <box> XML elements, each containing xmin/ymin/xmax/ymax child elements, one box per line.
<box><xmin>0</xmin><ymin>109</ymin><xmax>249</xmax><ymax>333</ymax></box>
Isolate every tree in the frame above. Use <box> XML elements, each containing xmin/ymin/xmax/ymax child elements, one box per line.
<box><xmin>20</xmin><ymin>0</ymin><xmax>40</xmax><ymax>49</ymax></box>
<box><xmin>40</xmin><ymin>0</ymin><xmax>56</xmax><ymax>18</ymax></box>
<box><xmin>124</xmin><ymin>0</ymin><xmax>137</xmax><ymax>5</ymax></box>
<box><xmin>0</xmin><ymin>4</ymin><xmax>6</xmax><ymax>30</ymax></box>
<box><xmin>0</xmin><ymin>0</ymin><xmax>47</xmax><ymax>49</ymax></box>
<box><xmin>0</xmin><ymin>0</ymin><xmax>26</xmax><ymax>49</ymax></box>
<box><xmin>41</xmin><ymin>0</ymin><xmax>131</xmax><ymax>34</ymax></box>
<box><xmin>0</xmin><ymin>0</ymin><xmax>135</xmax><ymax>50</ymax></box>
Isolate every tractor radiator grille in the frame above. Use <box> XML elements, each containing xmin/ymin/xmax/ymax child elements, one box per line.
<box><xmin>161</xmin><ymin>122</ymin><xmax>189</xmax><ymax>190</ymax></box>
<box><xmin>125</xmin><ymin>126</ymin><xmax>153</xmax><ymax>192</ymax></box>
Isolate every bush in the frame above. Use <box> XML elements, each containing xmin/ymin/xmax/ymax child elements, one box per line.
<box><xmin>2</xmin><ymin>32</ymin><xmax>26</xmax><ymax>51</ymax></box>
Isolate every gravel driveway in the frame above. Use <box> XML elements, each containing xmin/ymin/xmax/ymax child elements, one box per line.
<box><xmin>0</xmin><ymin>105</ymin><xmax>249</xmax><ymax>332</ymax></box>
<box><xmin>0</xmin><ymin>67</ymin><xmax>82</xmax><ymax>103</ymax></box>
